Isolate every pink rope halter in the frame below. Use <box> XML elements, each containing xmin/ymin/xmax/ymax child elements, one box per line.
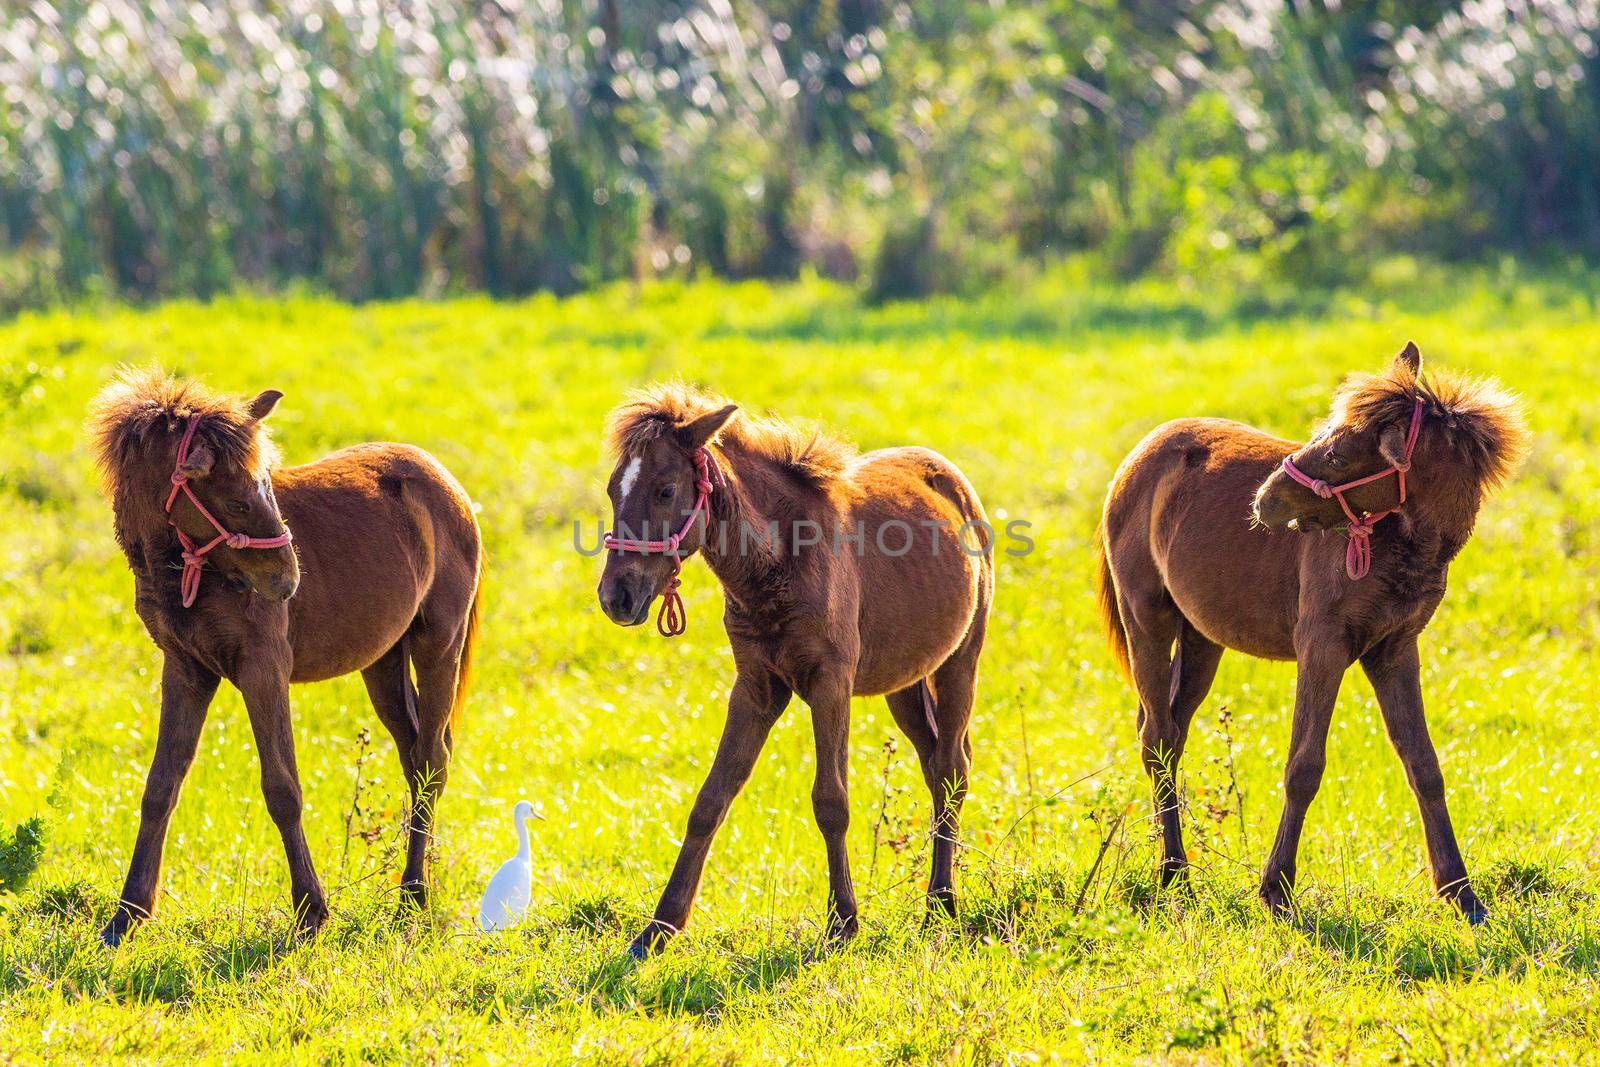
<box><xmin>1281</xmin><ymin>398</ymin><xmax>1424</xmax><ymax>580</ymax></box>
<box><xmin>603</xmin><ymin>447</ymin><xmax>726</xmax><ymax>637</ymax></box>
<box><xmin>165</xmin><ymin>416</ymin><xmax>293</xmax><ymax>607</ymax></box>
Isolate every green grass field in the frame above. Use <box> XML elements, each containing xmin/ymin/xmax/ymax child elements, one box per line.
<box><xmin>2</xmin><ymin>264</ymin><xmax>1599</xmax><ymax>1063</ymax></box>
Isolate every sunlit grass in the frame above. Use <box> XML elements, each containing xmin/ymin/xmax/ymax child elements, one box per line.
<box><xmin>1</xmin><ymin>267</ymin><xmax>1598</xmax><ymax>1061</ymax></box>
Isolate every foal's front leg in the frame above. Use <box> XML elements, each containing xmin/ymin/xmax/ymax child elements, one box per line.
<box><xmin>807</xmin><ymin>672</ymin><xmax>859</xmax><ymax>940</ymax></box>
<box><xmin>102</xmin><ymin>655</ymin><xmax>220</xmax><ymax>947</ymax></box>
<box><xmin>237</xmin><ymin>662</ymin><xmax>328</xmax><ymax>936</ymax></box>
<box><xmin>628</xmin><ymin>670</ymin><xmax>790</xmax><ymax>959</ymax></box>
<box><xmin>1260</xmin><ymin>643</ymin><xmax>1350</xmax><ymax>915</ymax></box>
<box><xmin>1361</xmin><ymin>634</ymin><xmax>1487</xmax><ymax>923</ymax></box>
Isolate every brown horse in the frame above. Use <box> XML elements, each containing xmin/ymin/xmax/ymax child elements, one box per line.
<box><xmin>1097</xmin><ymin>343</ymin><xmax>1527</xmax><ymax>921</ymax></box>
<box><xmin>89</xmin><ymin>369</ymin><xmax>482</xmax><ymax>946</ymax></box>
<box><xmin>596</xmin><ymin>383</ymin><xmax>993</xmax><ymax>958</ymax></box>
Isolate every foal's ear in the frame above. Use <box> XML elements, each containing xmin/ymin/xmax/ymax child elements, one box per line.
<box><xmin>177</xmin><ymin>440</ymin><xmax>216</xmax><ymax>479</ymax></box>
<box><xmin>676</xmin><ymin>404</ymin><xmax>739</xmax><ymax>450</ymax></box>
<box><xmin>1392</xmin><ymin>341</ymin><xmax>1422</xmax><ymax>378</ymax></box>
<box><xmin>247</xmin><ymin>389</ymin><xmax>284</xmax><ymax>422</ymax></box>
<box><xmin>1377</xmin><ymin>422</ymin><xmax>1411</xmax><ymax>469</ymax></box>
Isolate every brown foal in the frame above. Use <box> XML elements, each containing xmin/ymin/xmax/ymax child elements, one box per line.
<box><xmin>1097</xmin><ymin>343</ymin><xmax>1527</xmax><ymax>921</ymax></box>
<box><xmin>90</xmin><ymin>369</ymin><xmax>482</xmax><ymax>945</ymax></box>
<box><xmin>596</xmin><ymin>383</ymin><xmax>994</xmax><ymax>958</ymax></box>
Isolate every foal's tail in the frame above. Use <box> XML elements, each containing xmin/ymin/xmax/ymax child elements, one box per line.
<box><xmin>1094</xmin><ymin>527</ymin><xmax>1132</xmax><ymax>683</ymax></box>
<box><xmin>451</xmin><ymin>582</ymin><xmax>482</xmax><ymax>730</ymax></box>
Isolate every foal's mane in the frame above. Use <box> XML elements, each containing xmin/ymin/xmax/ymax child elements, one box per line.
<box><xmin>1329</xmin><ymin>360</ymin><xmax>1529</xmax><ymax>491</ymax></box>
<box><xmin>89</xmin><ymin>367</ymin><xmax>278</xmax><ymax>498</ymax></box>
<box><xmin>606</xmin><ymin>381</ymin><xmax>855</xmax><ymax>488</ymax></box>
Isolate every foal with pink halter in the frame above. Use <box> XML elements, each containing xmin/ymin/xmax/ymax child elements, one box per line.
<box><xmin>94</xmin><ymin>372</ymin><xmax>484</xmax><ymax>949</ymax></box>
<box><xmin>596</xmin><ymin>385</ymin><xmax>995</xmax><ymax>960</ymax></box>
<box><xmin>1281</xmin><ymin>398</ymin><xmax>1424</xmax><ymax>579</ymax></box>
<box><xmin>1099</xmin><ymin>343</ymin><xmax>1527</xmax><ymax>929</ymax></box>
<box><xmin>166</xmin><ymin>415</ymin><xmax>293</xmax><ymax>606</ymax></box>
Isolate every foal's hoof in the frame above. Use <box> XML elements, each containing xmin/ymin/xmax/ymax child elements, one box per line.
<box><xmin>98</xmin><ymin>904</ymin><xmax>146</xmax><ymax>949</ymax></box>
<box><xmin>1158</xmin><ymin>859</ymin><xmax>1190</xmax><ymax>889</ymax></box>
<box><xmin>926</xmin><ymin>887</ymin><xmax>959</xmax><ymax>921</ymax></box>
<box><xmin>1258</xmin><ymin>879</ymin><xmax>1295</xmax><ymax>919</ymax></box>
<box><xmin>625</xmin><ymin>921</ymin><xmax>675</xmax><ymax>961</ymax></box>
<box><xmin>1457</xmin><ymin>895</ymin><xmax>1489</xmax><ymax>927</ymax></box>
<box><xmin>397</xmin><ymin>880</ymin><xmax>428</xmax><ymax>911</ymax></box>
<box><xmin>1451</xmin><ymin>886</ymin><xmax>1489</xmax><ymax>926</ymax></box>
<box><xmin>294</xmin><ymin>897</ymin><xmax>330</xmax><ymax>940</ymax></box>
<box><xmin>826</xmin><ymin>911</ymin><xmax>860</xmax><ymax>943</ymax></box>
<box><xmin>99</xmin><ymin>916</ymin><xmax>133</xmax><ymax>950</ymax></box>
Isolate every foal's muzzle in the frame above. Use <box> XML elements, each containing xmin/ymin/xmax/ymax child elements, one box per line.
<box><xmin>1251</xmin><ymin>465</ymin><xmax>1328</xmax><ymax>531</ymax></box>
<box><xmin>1252</xmin><ymin>498</ymin><xmax>1287</xmax><ymax>530</ymax></box>
<box><xmin>598</xmin><ymin>570</ymin><xmax>656</xmax><ymax>627</ymax></box>
<box><xmin>1251</xmin><ymin>477</ymin><xmax>1295</xmax><ymax>530</ymax></box>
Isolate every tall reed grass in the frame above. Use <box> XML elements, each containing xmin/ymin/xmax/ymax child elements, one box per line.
<box><xmin>1</xmin><ymin>1</ymin><xmax>1595</xmax><ymax>309</ymax></box>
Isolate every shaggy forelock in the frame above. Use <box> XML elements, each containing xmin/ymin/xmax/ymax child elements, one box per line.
<box><xmin>605</xmin><ymin>381</ymin><xmax>855</xmax><ymax>488</ymax></box>
<box><xmin>1328</xmin><ymin>357</ymin><xmax>1529</xmax><ymax>490</ymax></box>
<box><xmin>88</xmin><ymin>367</ymin><xmax>279</xmax><ymax>497</ymax></box>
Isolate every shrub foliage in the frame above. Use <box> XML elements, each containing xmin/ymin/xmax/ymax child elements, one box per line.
<box><xmin>1</xmin><ymin>1</ymin><xmax>1597</xmax><ymax>307</ymax></box>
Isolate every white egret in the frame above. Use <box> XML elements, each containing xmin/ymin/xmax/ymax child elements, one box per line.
<box><xmin>477</xmin><ymin>799</ymin><xmax>537</xmax><ymax>932</ymax></box>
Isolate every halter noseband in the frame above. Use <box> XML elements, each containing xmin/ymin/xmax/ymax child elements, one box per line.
<box><xmin>165</xmin><ymin>415</ymin><xmax>293</xmax><ymax>607</ymax></box>
<box><xmin>603</xmin><ymin>447</ymin><xmax>726</xmax><ymax>637</ymax></box>
<box><xmin>1281</xmin><ymin>398</ymin><xmax>1424</xmax><ymax>580</ymax></box>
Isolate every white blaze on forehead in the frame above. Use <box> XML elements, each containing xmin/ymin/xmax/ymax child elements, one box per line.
<box><xmin>618</xmin><ymin>456</ymin><xmax>643</xmax><ymax>502</ymax></box>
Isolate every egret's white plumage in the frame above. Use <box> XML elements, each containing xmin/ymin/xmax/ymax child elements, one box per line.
<box><xmin>477</xmin><ymin>799</ymin><xmax>536</xmax><ymax>932</ymax></box>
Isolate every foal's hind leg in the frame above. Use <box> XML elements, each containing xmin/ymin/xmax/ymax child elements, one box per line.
<box><xmin>1159</xmin><ymin>621</ymin><xmax>1224</xmax><ymax>879</ymax></box>
<box><xmin>392</xmin><ymin>585</ymin><xmax>476</xmax><ymax>908</ymax></box>
<box><xmin>884</xmin><ymin>684</ymin><xmax>942</xmax><ymax>908</ymax></box>
<box><xmin>362</xmin><ymin>639</ymin><xmax>420</xmax><ymax>779</ymax></box>
<box><xmin>398</xmin><ymin>611</ymin><xmax>471</xmax><ymax>907</ymax></box>
<box><xmin>886</xmin><ymin>604</ymin><xmax>988</xmax><ymax>919</ymax></box>
<box><xmin>360</xmin><ymin>640</ymin><xmax>424</xmax><ymax>894</ymax></box>
<box><xmin>1170</xmin><ymin>622</ymin><xmax>1223</xmax><ymax>744</ymax></box>
<box><xmin>1119</xmin><ymin>585</ymin><xmax>1192</xmax><ymax>884</ymax></box>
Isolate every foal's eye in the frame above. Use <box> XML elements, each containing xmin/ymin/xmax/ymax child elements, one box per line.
<box><xmin>657</xmin><ymin>484</ymin><xmax>677</xmax><ymax>503</ymax></box>
<box><xmin>1325</xmin><ymin>452</ymin><xmax>1349</xmax><ymax>470</ymax></box>
<box><xmin>225</xmin><ymin>500</ymin><xmax>250</xmax><ymax>516</ymax></box>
